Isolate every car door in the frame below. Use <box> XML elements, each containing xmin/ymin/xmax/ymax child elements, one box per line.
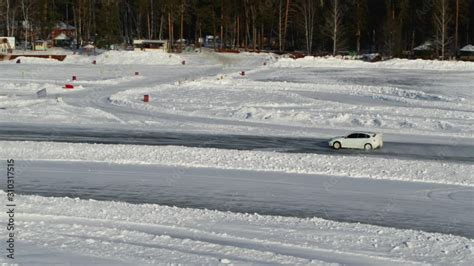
<box><xmin>344</xmin><ymin>133</ymin><xmax>359</xmax><ymax>148</ymax></box>
<box><xmin>356</xmin><ymin>133</ymin><xmax>370</xmax><ymax>149</ymax></box>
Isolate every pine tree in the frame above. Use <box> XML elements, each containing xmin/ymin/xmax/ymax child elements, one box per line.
<box><xmin>96</xmin><ymin>0</ymin><xmax>120</xmax><ymax>48</ymax></box>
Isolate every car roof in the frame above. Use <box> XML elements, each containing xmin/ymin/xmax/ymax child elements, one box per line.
<box><xmin>351</xmin><ymin>132</ymin><xmax>377</xmax><ymax>135</ymax></box>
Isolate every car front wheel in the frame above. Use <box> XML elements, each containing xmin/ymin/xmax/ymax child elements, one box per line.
<box><xmin>333</xmin><ymin>142</ymin><xmax>341</xmax><ymax>150</ymax></box>
<box><xmin>364</xmin><ymin>143</ymin><xmax>372</xmax><ymax>150</ymax></box>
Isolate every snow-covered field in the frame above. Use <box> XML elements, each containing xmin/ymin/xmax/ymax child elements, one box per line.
<box><xmin>4</xmin><ymin>191</ymin><xmax>473</xmax><ymax>265</ymax></box>
<box><xmin>0</xmin><ymin>51</ymin><xmax>473</xmax><ymax>264</ymax></box>
<box><xmin>1</xmin><ymin>51</ymin><xmax>472</xmax><ymax>142</ymax></box>
<box><xmin>110</xmin><ymin>73</ymin><xmax>472</xmax><ymax>139</ymax></box>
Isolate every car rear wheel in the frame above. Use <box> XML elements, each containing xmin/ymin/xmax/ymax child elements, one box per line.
<box><xmin>364</xmin><ymin>143</ymin><xmax>372</xmax><ymax>150</ymax></box>
<box><xmin>333</xmin><ymin>142</ymin><xmax>341</xmax><ymax>150</ymax></box>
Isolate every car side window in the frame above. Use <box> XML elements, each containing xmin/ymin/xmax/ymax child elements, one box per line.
<box><xmin>347</xmin><ymin>134</ymin><xmax>358</xmax><ymax>138</ymax></box>
<box><xmin>361</xmin><ymin>134</ymin><xmax>370</xmax><ymax>138</ymax></box>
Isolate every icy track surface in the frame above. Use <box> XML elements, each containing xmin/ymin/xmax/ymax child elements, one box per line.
<box><xmin>0</xmin><ymin>125</ymin><xmax>472</xmax><ymax>163</ymax></box>
<box><xmin>0</xmin><ymin>51</ymin><xmax>473</xmax><ymax>143</ymax></box>
<box><xmin>1</xmin><ymin>191</ymin><xmax>473</xmax><ymax>265</ymax></box>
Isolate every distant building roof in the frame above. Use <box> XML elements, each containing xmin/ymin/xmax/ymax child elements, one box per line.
<box><xmin>133</xmin><ymin>39</ymin><xmax>167</xmax><ymax>44</ymax></box>
<box><xmin>55</xmin><ymin>22</ymin><xmax>75</xmax><ymax>30</ymax></box>
<box><xmin>414</xmin><ymin>41</ymin><xmax>434</xmax><ymax>51</ymax></box>
<box><xmin>54</xmin><ymin>33</ymin><xmax>67</xmax><ymax>40</ymax></box>
<box><xmin>460</xmin><ymin>44</ymin><xmax>474</xmax><ymax>52</ymax></box>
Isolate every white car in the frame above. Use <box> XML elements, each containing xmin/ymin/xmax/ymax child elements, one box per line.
<box><xmin>328</xmin><ymin>132</ymin><xmax>383</xmax><ymax>150</ymax></box>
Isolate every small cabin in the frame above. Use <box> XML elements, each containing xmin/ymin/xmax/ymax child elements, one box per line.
<box><xmin>460</xmin><ymin>45</ymin><xmax>474</xmax><ymax>61</ymax></box>
<box><xmin>133</xmin><ymin>39</ymin><xmax>168</xmax><ymax>51</ymax></box>
<box><xmin>204</xmin><ymin>35</ymin><xmax>221</xmax><ymax>48</ymax></box>
<box><xmin>0</xmin><ymin>37</ymin><xmax>15</xmax><ymax>55</ymax></box>
<box><xmin>34</xmin><ymin>40</ymin><xmax>48</xmax><ymax>51</ymax></box>
<box><xmin>83</xmin><ymin>44</ymin><xmax>96</xmax><ymax>55</ymax></box>
<box><xmin>51</xmin><ymin>22</ymin><xmax>76</xmax><ymax>47</ymax></box>
<box><xmin>413</xmin><ymin>41</ymin><xmax>434</xmax><ymax>59</ymax></box>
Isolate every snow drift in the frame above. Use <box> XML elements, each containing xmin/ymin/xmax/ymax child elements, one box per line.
<box><xmin>274</xmin><ymin>56</ymin><xmax>474</xmax><ymax>71</ymax></box>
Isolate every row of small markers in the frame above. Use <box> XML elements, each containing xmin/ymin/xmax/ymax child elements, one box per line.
<box><xmin>18</xmin><ymin>57</ymin><xmax>267</xmax><ymax>101</ymax></box>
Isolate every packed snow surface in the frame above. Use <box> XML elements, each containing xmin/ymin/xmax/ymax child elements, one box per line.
<box><xmin>66</xmin><ymin>50</ymin><xmax>186</xmax><ymax>65</ymax></box>
<box><xmin>1</xmin><ymin>141</ymin><xmax>472</xmax><ymax>186</ymax></box>
<box><xmin>1</xmin><ymin>191</ymin><xmax>473</xmax><ymax>265</ymax></box>
<box><xmin>110</xmin><ymin>75</ymin><xmax>473</xmax><ymax>138</ymax></box>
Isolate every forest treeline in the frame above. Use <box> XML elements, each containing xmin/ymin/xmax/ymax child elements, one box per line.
<box><xmin>0</xmin><ymin>0</ymin><xmax>473</xmax><ymax>57</ymax></box>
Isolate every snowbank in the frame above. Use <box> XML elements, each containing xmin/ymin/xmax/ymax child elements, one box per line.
<box><xmin>87</xmin><ymin>50</ymin><xmax>184</xmax><ymax>65</ymax></box>
<box><xmin>1</xmin><ymin>50</ymin><xmax>185</xmax><ymax>65</ymax></box>
<box><xmin>1</xmin><ymin>141</ymin><xmax>472</xmax><ymax>186</ymax></box>
<box><xmin>11</xmin><ymin>47</ymin><xmax>75</xmax><ymax>56</ymax></box>
<box><xmin>2</xmin><ymin>191</ymin><xmax>472</xmax><ymax>264</ymax></box>
<box><xmin>274</xmin><ymin>56</ymin><xmax>474</xmax><ymax>71</ymax></box>
<box><xmin>1</xmin><ymin>56</ymin><xmax>64</xmax><ymax>64</ymax></box>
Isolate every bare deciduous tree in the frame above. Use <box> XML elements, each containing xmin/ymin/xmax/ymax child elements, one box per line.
<box><xmin>0</xmin><ymin>0</ymin><xmax>18</xmax><ymax>36</ymax></box>
<box><xmin>21</xmin><ymin>0</ymin><xmax>35</xmax><ymax>49</ymax></box>
<box><xmin>433</xmin><ymin>0</ymin><xmax>451</xmax><ymax>59</ymax></box>
<box><xmin>324</xmin><ymin>0</ymin><xmax>345</xmax><ymax>56</ymax></box>
<box><xmin>4</xmin><ymin>0</ymin><xmax>19</xmax><ymax>36</ymax></box>
<box><xmin>296</xmin><ymin>0</ymin><xmax>318</xmax><ymax>54</ymax></box>
<box><xmin>282</xmin><ymin>0</ymin><xmax>291</xmax><ymax>51</ymax></box>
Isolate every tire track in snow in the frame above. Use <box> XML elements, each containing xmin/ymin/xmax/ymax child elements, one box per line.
<box><xmin>19</xmin><ymin>213</ymin><xmax>420</xmax><ymax>265</ymax></box>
